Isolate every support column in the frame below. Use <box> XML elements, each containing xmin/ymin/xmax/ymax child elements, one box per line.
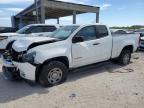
<box><xmin>35</xmin><ymin>0</ymin><xmax>39</xmax><ymax>23</ymax></box>
<box><xmin>40</xmin><ymin>0</ymin><xmax>45</xmax><ymax>24</ymax></box>
<box><xmin>19</xmin><ymin>15</ymin><xmax>23</xmax><ymax>29</ymax></box>
<box><xmin>57</xmin><ymin>18</ymin><xmax>60</xmax><ymax>24</ymax></box>
<box><xmin>96</xmin><ymin>12</ymin><xmax>99</xmax><ymax>23</ymax></box>
<box><xmin>20</xmin><ymin>15</ymin><xmax>23</xmax><ymax>24</ymax></box>
<box><xmin>73</xmin><ymin>11</ymin><xmax>76</xmax><ymax>24</ymax></box>
<box><xmin>11</xmin><ymin>16</ymin><xmax>16</xmax><ymax>28</ymax></box>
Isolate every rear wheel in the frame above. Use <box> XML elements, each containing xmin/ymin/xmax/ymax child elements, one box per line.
<box><xmin>39</xmin><ymin>61</ymin><xmax>68</xmax><ymax>87</ymax></box>
<box><xmin>118</xmin><ymin>49</ymin><xmax>131</xmax><ymax>65</ymax></box>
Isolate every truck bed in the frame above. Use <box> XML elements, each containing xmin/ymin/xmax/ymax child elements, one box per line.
<box><xmin>111</xmin><ymin>33</ymin><xmax>139</xmax><ymax>58</ymax></box>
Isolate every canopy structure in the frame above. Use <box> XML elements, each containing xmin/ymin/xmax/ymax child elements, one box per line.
<box><xmin>12</xmin><ymin>0</ymin><xmax>100</xmax><ymax>28</ymax></box>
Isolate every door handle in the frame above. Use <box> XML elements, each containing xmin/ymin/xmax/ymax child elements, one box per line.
<box><xmin>93</xmin><ymin>43</ymin><xmax>100</xmax><ymax>46</ymax></box>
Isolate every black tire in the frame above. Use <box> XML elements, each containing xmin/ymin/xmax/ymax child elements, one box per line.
<box><xmin>39</xmin><ymin>61</ymin><xmax>68</xmax><ymax>87</ymax></box>
<box><xmin>118</xmin><ymin>49</ymin><xmax>131</xmax><ymax>65</ymax></box>
<box><xmin>111</xmin><ymin>58</ymin><xmax>119</xmax><ymax>63</ymax></box>
<box><xmin>2</xmin><ymin>66</ymin><xmax>21</xmax><ymax>81</ymax></box>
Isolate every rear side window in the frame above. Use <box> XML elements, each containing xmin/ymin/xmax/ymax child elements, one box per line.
<box><xmin>30</xmin><ymin>26</ymin><xmax>43</xmax><ymax>33</ymax></box>
<box><xmin>43</xmin><ymin>26</ymin><xmax>57</xmax><ymax>32</ymax></box>
<box><xmin>96</xmin><ymin>25</ymin><xmax>109</xmax><ymax>38</ymax></box>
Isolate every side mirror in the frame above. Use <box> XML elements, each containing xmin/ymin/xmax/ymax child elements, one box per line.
<box><xmin>72</xmin><ymin>36</ymin><xmax>84</xmax><ymax>43</ymax></box>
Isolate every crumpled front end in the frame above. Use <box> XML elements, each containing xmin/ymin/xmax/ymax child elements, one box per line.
<box><xmin>13</xmin><ymin>61</ymin><xmax>36</xmax><ymax>81</ymax></box>
<box><xmin>2</xmin><ymin>49</ymin><xmax>37</xmax><ymax>81</ymax></box>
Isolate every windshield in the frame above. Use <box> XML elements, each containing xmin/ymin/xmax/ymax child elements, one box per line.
<box><xmin>50</xmin><ymin>26</ymin><xmax>79</xmax><ymax>40</ymax></box>
<box><xmin>16</xmin><ymin>26</ymin><xmax>32</xmax><ymax>34</ymax></box>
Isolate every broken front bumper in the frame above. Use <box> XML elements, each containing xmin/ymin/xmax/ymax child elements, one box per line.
<box><xmin>2</xmin><ymin>66</ymin><xmax>18</xmax><ymax>80</ymax></box>
<box><xmin>140</xmin><ymin>40</ymin><xmax>144</xmax><ymax>49</ymax></box>
<box><xmin>13</xmin><ymin>62</ymin><xmax>36</xmax><ymax>81</ymax></box>
<box><xmin>2</xmin><ymin>57</ymin><xmax>36</xmax><ymax>81</ymax></box>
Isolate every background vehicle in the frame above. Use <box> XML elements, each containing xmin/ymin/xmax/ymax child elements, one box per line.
<box><xmin>134</xmin><ymin>29</ymin><xmax>144</xmax><ymax>49</ymax></box>
<box><xmin>0</xmin><ymin>24</ymin><xmax>59</xmax><ymax>53</ymax></box>
<box><xmin>0</xmin><ymin>27</ymin><xmax>17</xmax><ymax>33</ymax></box>
<box><xmin>2</xmin><ymin>24</ymin><xmax>139</xmax><ymax>87</ymax></box>
<box><xmin>140</xmin><ymin>37</ymin><xmax>144</xmax><ymax>49</ymax></box>
<box><xmin>134</xmin><ymin>29</ymin><xmax>144</xmax><ymax>37</ymax></box>
<box><xmin>111</xmin><ymin>29</ymin><xmax>134</xmax><ymax>34</ymax></box>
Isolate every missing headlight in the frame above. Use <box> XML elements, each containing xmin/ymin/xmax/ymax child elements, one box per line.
<box><xmin>22</xmin><ymin>52</ymin><xmax>36</xmax><ymax>63</ymax></box>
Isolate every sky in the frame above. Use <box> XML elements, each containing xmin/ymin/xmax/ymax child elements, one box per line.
<box><xmin>0</xmin><ymin>0</ymin><xmax>144</xmax><ymax>27</ymax></box>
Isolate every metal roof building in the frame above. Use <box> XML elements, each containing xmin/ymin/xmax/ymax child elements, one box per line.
<box><xmin>12</xmin><ymin>0</ymin><xmax>100</xmax><ymax>28</ymax></box>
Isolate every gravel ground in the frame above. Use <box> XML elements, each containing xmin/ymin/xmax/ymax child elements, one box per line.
<box><xmin>0</xmin><ymin>51</ymin><xmax>144</xmax><ymax>108</ymax></box>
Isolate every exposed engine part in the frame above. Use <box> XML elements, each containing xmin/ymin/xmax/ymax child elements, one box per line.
<box><xmin>3</xmin><ymin>49</ymin><xmax>26</xmax><ymax>62</ymax></box>
<box><xmin>28</xmin><ymin>39</ymin><xmax>60</xmax><ymax>50</ymax></box>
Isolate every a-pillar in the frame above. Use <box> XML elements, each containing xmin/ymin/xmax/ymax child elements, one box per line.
<box><xmin>40</xmin><ymin>0</ymin><xmax>45</xmax><ymax>24</ymax></box>
<box><xmin>96</xmin><ymin>12</ymin><xmax>100</xmax><ymax>23</ymax></box>
<box><xmin>19</xmin><ymin>15</ymin><xmax>24</xmax><ymax>29</ymax></box>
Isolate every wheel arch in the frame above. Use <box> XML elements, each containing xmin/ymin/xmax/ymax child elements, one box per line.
<box><xmin>120</xmin><ymin>45</ymin><xmax>133</xmax><ymax>54</ymax></box>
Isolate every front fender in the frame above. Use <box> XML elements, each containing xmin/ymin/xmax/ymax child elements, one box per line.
<box><xmin>34</xmin><ymin>47</ymin><xmax>72</xmax><ymax>66</ymax></box>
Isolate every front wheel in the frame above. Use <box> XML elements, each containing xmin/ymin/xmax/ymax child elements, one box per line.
<box><xmin>39</xmin><ymin>61</ymin><xmax>68</xmax><ymax>87</ymax></box>
<box><xmin>118</xmin><ymin>50</ymin><xmax>131</xmax><ymax>65</ymax></box>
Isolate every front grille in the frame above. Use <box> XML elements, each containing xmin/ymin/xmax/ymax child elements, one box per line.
<box><xmin>3</xmin><ymin>49</ymin><xmax>26</xmax><ymax>62</ymax></box>
<box><xmin>11</xmin><ymin>49</ymin><xmax>25</xmax><ymax>62</ymax></box>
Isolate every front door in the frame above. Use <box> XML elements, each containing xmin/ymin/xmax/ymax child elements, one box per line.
<box><xmin>72</xmin><ymin>26</ymin><xmax>98</xmax><ymax>67</ymax></box>
<box><xmin>72</xmin><ymin>25</ymin><xmax>112</xmax><ymax>68</ymax></box>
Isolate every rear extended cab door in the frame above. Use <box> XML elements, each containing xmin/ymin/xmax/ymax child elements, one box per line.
<box><xmin>93</xmin><ymin>25</ymin><xmax>112</xmax><ymax>62</ymax></box>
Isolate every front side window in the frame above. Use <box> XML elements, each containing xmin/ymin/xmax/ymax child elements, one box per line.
<box><xmin>16</xmin><ymin>26</ymin><xmax>32</xmax><ymax>34</ymax></box>
<box><xmin>75</xmin><ymin>26</ymin><xmax>96</xmax><ymax>41</ymax></box>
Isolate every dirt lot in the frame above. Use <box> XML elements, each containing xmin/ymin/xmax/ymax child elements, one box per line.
<box><xmin>0</xmin><ymin>51</ymin><xmax>144</xmax><ymax>108</ymax></box>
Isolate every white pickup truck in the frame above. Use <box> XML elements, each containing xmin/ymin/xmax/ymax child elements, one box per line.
<box><xmin>0</xmin><ymin>24</ymin><xmax>58</xmax><ymax>53</ymax></box>
<box><xmin>2</xmin><ymin>24</ymin><xmax>139</xmax><ymax>87</ymax></box>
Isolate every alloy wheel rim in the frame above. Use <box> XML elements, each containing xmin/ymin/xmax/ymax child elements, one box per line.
<box><xmin>47</xmin><ymin>68</ymin><xmax>63</xmax><ymax>84</ymax></box>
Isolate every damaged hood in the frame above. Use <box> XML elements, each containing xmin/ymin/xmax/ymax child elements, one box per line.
<box><xmin>12</xmin><ymin>36</ymin><xmax>59</xmax><ymax>52</ymax></box>
<box><xmin>0</xmin><ymin>33</ymin><xmax>35</xmax><ymax>37</ymax></box>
